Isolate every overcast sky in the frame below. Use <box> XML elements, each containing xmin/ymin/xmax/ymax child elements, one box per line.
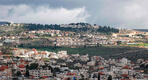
<box><xmin>0</xmin><ymin>0</ymin><xmax>148</xmax><ymax>29</ymax></box>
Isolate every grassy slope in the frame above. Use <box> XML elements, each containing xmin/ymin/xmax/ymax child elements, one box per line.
<box><xmin>19</xmin><ymin>46</ymin><xmax>148</xmax><ymax>61</ymax></box>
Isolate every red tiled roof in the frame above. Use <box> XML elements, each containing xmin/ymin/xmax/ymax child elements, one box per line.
<box><xmin>66</xmin><ymin>72</ymin><xmax>76</xmax><ymax>75</ymax></box>
<box><xmin>0</xmin><ymin>67</ymin><xmax>5</xmax><ymax>71</ymax></box>
<box><xmin>98</xmin><ymin>67</ymin><xmax>104</xmax><ymax>70</ymax></box>
<box><xmin>20</xmin><ymin>59</ymin><xmax>24</xmax><ymax>63</ymax></box>
<box><xmin>0</xmin><ymin>65</ymin><xmax>8</xmax><ymax>71</ymax></box>
<box><xmin>122</xmin><ymin>65</ymin><xmax>131</xmax><ymax>69</ymax></box>
<box><xmin>13</xmin><ymin>48</ymin><xmax>18</xmax><ymax>50</ymax></box>
<box><xmin>24</xmin><ymin>62</ymin><xmax>28</xmax><ymax>64</ymax></box>
<box><xmin>32</xmin><ymin>48</ymin><xmax>37</xmax><ymax>51</ymax></box>
<box><xmin>99</xmin><ymin>72</ymin><xmax>105</xmax><ymax>75</ymax></box>
<box><xmin>0</xmin><ymin>52</ymin><xmax>3</xmax><ymax>55</ymax></box>
<box><xmin>121</xmin><ymin>74</ymin><xmax>128</xmax><ymax>77</ymax></box>
<box><xmin>42</xmin><ymin>76</ymin><xmax>48</xmax><ymax>78</ymax></box>
<box><xmin>18</xmin><ymin>64</ymin><xmax>25</xmax><ymax>68</ymax></box>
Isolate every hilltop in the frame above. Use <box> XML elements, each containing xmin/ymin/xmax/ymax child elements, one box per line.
<box><xmin>0</xmin><ymin>22</ymin><xmax>148</xmax><ymax>62</ymax></box>
<box><xmin>0</xmin><ymin>22</ymin><xmax>119</xmax><ymax>36</ymax></box>
<box><xmin>23</xmin><ymin>23</ymin><xmax>119</xmax><ymax>34</ymax></box>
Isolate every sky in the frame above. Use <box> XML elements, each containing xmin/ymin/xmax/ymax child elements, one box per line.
<box><xmin>0</xmin><ymin>0</ymin><xmax>148</xmax><ymax>29</ymax></box>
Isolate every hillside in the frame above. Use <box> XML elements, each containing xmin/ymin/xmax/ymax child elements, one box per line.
<box><xmin>23</xmin><ymin>23</ymin><xmax>119</xmax><ymax>34</ymax></box>
<box><xmin>0</xmin><ymin>23</ymin><xmax>119</xmax><ymax>36</ymax></box>
<box><xmin>0</xmin><ymin>25</ymin><xmax>25</xmax><ymax>36</ymax></box>
<box><xmin>19</xmin><ymin>45</ymin><xmax>148</xmax><ymax>61</ymax></box>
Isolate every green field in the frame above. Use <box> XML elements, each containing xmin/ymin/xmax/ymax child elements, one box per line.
<box><xmin>19</xmin><ymin>46</ymin><xmax>132</xmax><ymax>54</ymax></box>
<box><xmin>19</xmin><ymin>45</ymin><xmax>148</xmax><ymax>61</ymax></box>
<box><xmin>128</xmin><ymin>43</ymin><xmax>148</xmax><ymax>47</ymax></box>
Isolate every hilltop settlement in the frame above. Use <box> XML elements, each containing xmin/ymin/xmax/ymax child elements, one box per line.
<box><xmin>0</xmin><ymin>21</ymin><xmax>148</xmax><ymax>80</ymax></box>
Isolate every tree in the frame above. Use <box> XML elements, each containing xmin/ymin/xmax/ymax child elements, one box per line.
<box><xmin>98</xmin><ymin>73</ymin><xmax>100</xmax><ymax>80</ymax></box>
<box><xmin>53</xmin><ymin>67</ymin><xmax>61</xmax><ymax>72</ymax></box>
<box><xmin>16</xmin><ymin>71</ymin><xmax>22</xmax><ymax>77</ymax></box>
<box><xmin>117</xmin><ymin>41</ymin><xmax>122</xmax><ymax>45</ymax></box>
<box><xmin>29</xmin><ymin>63</ymin><xmax>38</xmax><ymax>70</ymax></box>
<box><xmin>25</xmin><ymin>70</ymin><xmax>30</xmax><ymax>77</ymax></box>
<box><xmin>26</xmin><ymin>64</ymin><xmax>29</xmax><ymax>70</ymax></box>
<box><xmin>107</xmin><ymin>75</ymin><xmax>112</xmax><ymax>80</ymax></box>
<box><xmin>80</xmin><ymin>74</ymin><xmax>85</xmax><ymax>80</ymax></box>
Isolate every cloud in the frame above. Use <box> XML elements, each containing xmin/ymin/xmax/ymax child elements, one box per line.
<box><xmin>84</xmin><ymin>0</ymin><xmax>148</xmax><ymax>29</ymax></box>
<box><xmin>1</xmin><ymin>0</ymin><xmax>148</xmax><ymax>28</ymax></box>
<box><xmin>0</xmin><ymin>4</ymin><xmax>90</xmax><ymax>24</ymax></box>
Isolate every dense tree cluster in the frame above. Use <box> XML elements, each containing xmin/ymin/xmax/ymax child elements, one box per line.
<box><xmin>24</xmin><ymin>24</ymin><xmax>92</xmax><ymax>32</ymax></box>
<box><xmin>69</xmin><ymin>22</ymin><xmax>91</xmax><ymax>26</ymax></box>
<box><xmin>97</xmin><ymin>26</ymin><xmax>119</xmax><ymax>34</ymax></box>
<box><xmin>23</xmin><ymin>23</ymin><xmax>119</xmax><ymax>34</ymax></box>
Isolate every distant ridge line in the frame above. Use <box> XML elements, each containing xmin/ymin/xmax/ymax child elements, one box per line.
<box><xmin>134</xmin><ymin>29</ymin><xmax>148</xmax><ymax>32</ymax></box>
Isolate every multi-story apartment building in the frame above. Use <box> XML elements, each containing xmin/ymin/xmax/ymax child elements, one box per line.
<box><xmin>29</xmin><ymin>70</ymin><xmax>52</xmax><ymax>79</ymax></box>
<box><xmin>55</xmin><ymin>37</ymin><xmax>85</xmax><ymax>46</ymax></box>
